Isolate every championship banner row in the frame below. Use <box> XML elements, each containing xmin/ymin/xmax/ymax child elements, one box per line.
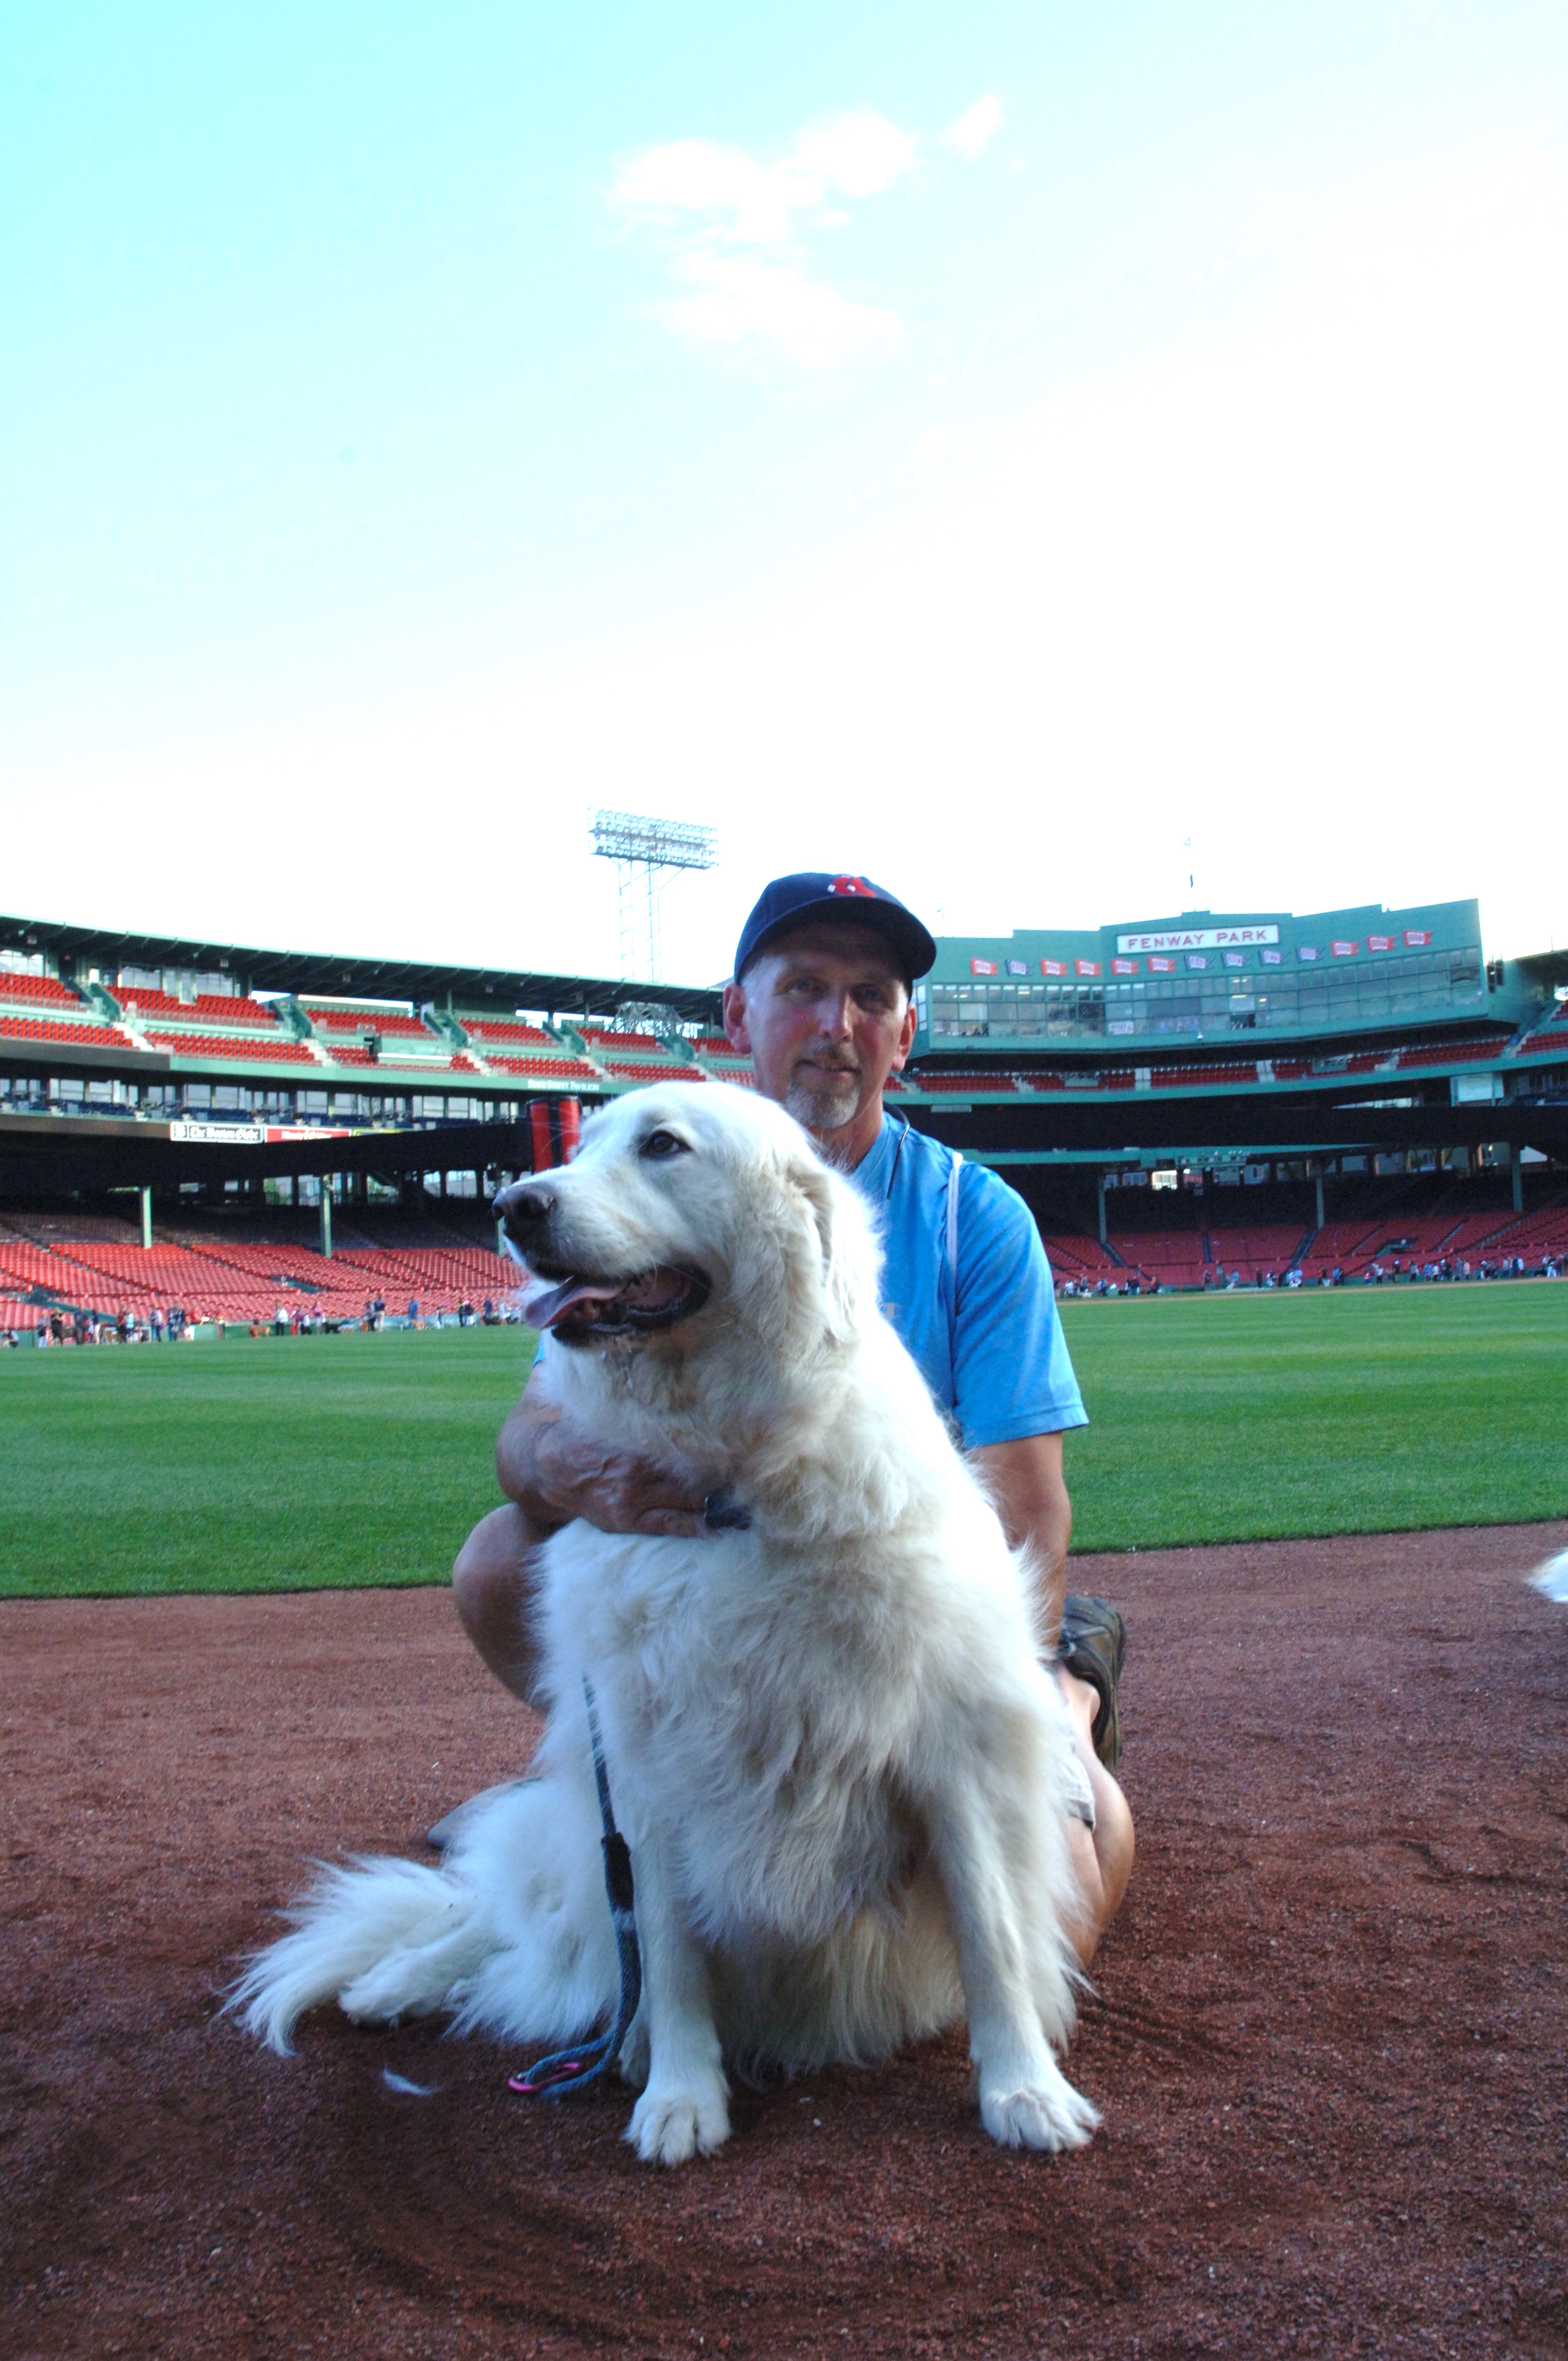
<box><xmin>969</xmin><ymin>930</ymin><xmax>1434</xmax><ymax>981</ymax></box>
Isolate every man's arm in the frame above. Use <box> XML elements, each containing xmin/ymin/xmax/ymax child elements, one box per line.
<box><xmin>496</xmin><ymin>1361</ymin><xmax>708</xmax><ymax>1538</ymax></box>
<box><xmin>452</xmin><ymin>1361</ymin><xmax>709</xmax><ymax>1701</ymax></box>
<box><xmin>968</xmin><ymin>1431</ymin><xmax>1071</xmax><ymax>1649</ymax></box>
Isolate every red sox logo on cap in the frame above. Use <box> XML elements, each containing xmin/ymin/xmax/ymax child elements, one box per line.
<box><xmin>828</xmin><ymin>874</ymin><xmax>875</xmax><ymax>897</ymax></box>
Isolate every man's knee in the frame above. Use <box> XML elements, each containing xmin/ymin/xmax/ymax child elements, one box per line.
<box><xmin>453</xmin><ymin>1502</ymin><xmax>527</xmax><ymax>1613</ymax></box>
<box><xmin>452</xmin><ymin>1505</ymin><xmax>538</xmax><ymax>1695</ymax></box>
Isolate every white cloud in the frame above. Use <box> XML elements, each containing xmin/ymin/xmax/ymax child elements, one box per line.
<box><xmin>939</xmin><ymin>95</ymin><xmax>1003</xmax><ymax>162</ymax></box>
<box><xmin>786</xmin><ymin>112</ymin><xmax>917</xmax><ymax>204</ymax></box>
<box><xmin>612</xmin><ymin>110</ymin><xmax>916</xmax><ymax>247</ymax></box>
<box><xmin>612</xmin><ymin>108</ymin><xmax>916</xmax><ymax>368</ymax></box>
<box><xmin>652</xmin><ymin>252</ymin><xmax>903</xmax><ymax>369</ymax></box>
<box><xmin>14</xmin><ymin>138</ymin><xmax>1562</xmax><ymax>981</ymax></box>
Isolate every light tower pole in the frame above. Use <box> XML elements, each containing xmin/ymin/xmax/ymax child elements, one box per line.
<box><xmin>589</xmin><ymin>809</ymin><xmax>717</xmax><ymax>987</ymax></box>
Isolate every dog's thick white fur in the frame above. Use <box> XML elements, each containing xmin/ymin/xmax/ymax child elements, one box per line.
<box><xmin>230</xmin><ymin>1084</ymin><xmax>1099</xmax><ymax>2162</ymax></box>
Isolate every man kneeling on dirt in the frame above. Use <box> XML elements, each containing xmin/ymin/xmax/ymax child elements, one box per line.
<box><xmin>448</xmin><ymin>872</ymin><xmax>1134</xmax><ymax>1965</ymax></box>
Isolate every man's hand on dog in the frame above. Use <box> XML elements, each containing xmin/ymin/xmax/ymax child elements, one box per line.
<box><xmin>497</xmin><ymin>1380</ymin><xmax>707</xmax><ymax>1538</ymax></box>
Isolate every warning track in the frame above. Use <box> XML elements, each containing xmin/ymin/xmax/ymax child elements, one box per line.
<box><xmin>3</xmin><ymin>1522</ymin><xmax>1566</xmax><ymax>2359</ymax></box>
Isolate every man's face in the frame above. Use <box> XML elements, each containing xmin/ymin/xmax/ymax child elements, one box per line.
<box><xmin>721</xmin><ymin>922</ymin><xmax>917</xmax><ymax>1152</ymax></box>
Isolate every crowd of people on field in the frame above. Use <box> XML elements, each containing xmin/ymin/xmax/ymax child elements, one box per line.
<box><xmin>1057</xmin><ymin>1248</ymin><xmax>1561</xmax><ymax>1298</ymax></box>
<box><xmin>1361</xmin><ymin>1250</ymin><xmax>1561</xmax><ymax>1284</ymax></box>
<box><xmin>1</xmin><ymin>1291</ymin><xmax>538</xmax><ymax>1346</ymax></box>
<box><xmin>10</xmin><ymin>1303</ymin><xmax>197</xmax><ymax>1346</ymax></box>
<box><xmin>6</xmin><ymin>1230</ymin><xmax>1559</xmax><ymax>1342</ymax></box>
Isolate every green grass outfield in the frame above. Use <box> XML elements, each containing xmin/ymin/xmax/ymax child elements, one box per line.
<box><xmin>2</xmin><ymin>1284</ymin><xmax>1564</xmax><ymax>1597</ymax></box>
<box><xmin>1059</xmin><ymin>1282</ymin><xmax>1566</xmax><ymax>1552</ymax></box>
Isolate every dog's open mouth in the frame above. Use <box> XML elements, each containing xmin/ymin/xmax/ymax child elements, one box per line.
<box><xmin>517</xmin><ymin>1263</ymin><xmax>710</xmax><ymax>1341</ymax></box>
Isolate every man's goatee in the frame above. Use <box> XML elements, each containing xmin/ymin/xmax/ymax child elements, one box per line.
<box><xmin>784</xmin><ymin>1068</ymin><xmax>861</xmax><ymax>1135</ymax></box>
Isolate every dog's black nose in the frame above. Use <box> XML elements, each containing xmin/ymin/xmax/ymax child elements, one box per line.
<box><xmin>494</xmin><ymin>1182</ymin><xmax>552</xmax><ymax>1232</ymax></box>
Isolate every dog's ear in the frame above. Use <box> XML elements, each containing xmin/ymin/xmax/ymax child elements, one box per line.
<box><xmin>789</xmin><ymin>1157</ymin><xmax>874</xmax><ymax>1346</ymax></box>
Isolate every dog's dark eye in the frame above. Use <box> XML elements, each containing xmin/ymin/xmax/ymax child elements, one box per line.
<box><xmin>640</xmin><ymin>1128</ymin><xmax>690</xmax><ymax>1160</ymax></box>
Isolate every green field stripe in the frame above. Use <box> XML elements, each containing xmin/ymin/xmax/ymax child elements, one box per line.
<box><xmin>1</xmin><ymin>1287</ymin><xmax>1564</xmax><ymax>1597</ymax></box>
<box><xmin>1059</xmin><ymin>1285</ymin><xmax>1568</xmax><ymax>1550</ymax></box>
<box><xmin>0</xmin><ymin>1329</ymin><xmax>536</xmax><ymax>1597</ymax></box>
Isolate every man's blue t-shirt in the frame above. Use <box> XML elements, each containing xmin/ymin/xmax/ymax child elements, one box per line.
<box><xmin>850</xmin><ymin>1114</ymin><xmax>1087</xmax><ymax>1449</ymax></box>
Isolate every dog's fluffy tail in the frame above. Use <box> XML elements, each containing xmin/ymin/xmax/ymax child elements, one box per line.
<box><xmin>227</xmin><ymin>1772</ymin><xmax>619</xmax><ymax>2057</ymax></box>
<box><xmin>226</xmin><ymin>1857</ymin><xmax>497</xmax><ymax>2054</ymax></box>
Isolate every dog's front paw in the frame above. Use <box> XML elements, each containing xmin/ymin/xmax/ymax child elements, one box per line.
<box><xmin>627</xmin><ymin>2075</ymin><xmax>730</xmax><ymax>2166</ymax></box>
<box><xmin>980</xmin><ymin>2061</ymin><xmax>1099</xmax><ymax>2153</ymax></box>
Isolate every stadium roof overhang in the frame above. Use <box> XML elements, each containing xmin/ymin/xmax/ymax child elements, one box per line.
<box><xmin>903</xmin><ymin>1096</ymin><xmax>1568</xmax><ymax>1161</ymax></box>
<box><xmin>0</xmin><ymin>1115</ymin><xmax>535</xmax><ymax>1198</ymax></box>
<box><xmin>0</xmin><ymin>912</ymin><xmax>725</xmax><ymax>1026</ymax></box>
<box><xmin>1515</xmin><ymin>946</ymin><xmax>1568</xmax><ymax>997</ymax></box>
<box><xmin>2</xmin><ymin>1089</ymin><xmax>1562</xmax><ymax>1200</ymax></box>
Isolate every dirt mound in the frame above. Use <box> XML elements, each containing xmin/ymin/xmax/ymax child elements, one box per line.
<box><xmin>4</xmin><ymin>1524</ymin><xmax>1566</xmax><ymax>2359</ymax></box>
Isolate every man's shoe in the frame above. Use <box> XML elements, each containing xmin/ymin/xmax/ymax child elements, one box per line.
<box><xmin>1057</xmin><ymin>1595</ymin><xmax>1126</xmax><ymax>1773</ymax></box>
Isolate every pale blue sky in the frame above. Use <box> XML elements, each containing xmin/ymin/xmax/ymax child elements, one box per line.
<box><xmin>3</xmin><ymin>3</ymin><xmax>1565</xmax><ymax>980</ymax></box>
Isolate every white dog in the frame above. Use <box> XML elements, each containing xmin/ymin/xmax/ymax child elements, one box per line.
<box><xmin>230</xmin><ymin>1084</ymin><xmax>1099</xmax><ymax>2163</ymax></box>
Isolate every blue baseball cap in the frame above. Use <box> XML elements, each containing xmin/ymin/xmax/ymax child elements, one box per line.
<box><xmin>733</xmin><ymin>872</ymin><xmax>938</xmax><ymax>986</ymax></box>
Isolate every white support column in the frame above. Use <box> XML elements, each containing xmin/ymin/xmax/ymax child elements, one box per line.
<box><xmin>1314</xmin><ymin>1165</ymin><xmax>1325</xmax><ymax>1230</ymax></box>
<box><xmin>320</xmin><ymin>1185</ymin><xmax>333</xmax><ymax>1260</ymax></box>
<box><xmin>140</xmin><ymin>1185</ymin><xmax>153</xmax><ymax>1250</ymax></box>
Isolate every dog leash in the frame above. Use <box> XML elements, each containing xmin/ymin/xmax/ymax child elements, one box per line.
<box><xmin>508</xmin><ymin>1675</ymin><xmax>642</xmax><ymax>2099</ymax></box>
<box><xmin>507</xmin><ymin>1499</ymin><xmax>750</xmax><ymax>2099</ymax></box>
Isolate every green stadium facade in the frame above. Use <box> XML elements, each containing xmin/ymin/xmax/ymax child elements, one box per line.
<box><xmin>1</xmin><ymin>899</ymin><xmax>1564</xmax><ymax>1323</ymax></box>
<box><xmin>923</xmin><ymin>897</ymin><xmax>1496</xmax><ymax>1052</ymax></box>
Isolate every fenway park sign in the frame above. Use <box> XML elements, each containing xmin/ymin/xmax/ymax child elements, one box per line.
<box><xmin>1115</xmin><ymin>924</ymin><xmax>1281</xmax><ymax>954</ymax></box>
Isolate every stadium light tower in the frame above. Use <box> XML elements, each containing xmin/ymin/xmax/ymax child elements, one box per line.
<box><xmin>590</xmin><ymin>808</ymin><xmax>717</xmax><ymax>986</ymax></box>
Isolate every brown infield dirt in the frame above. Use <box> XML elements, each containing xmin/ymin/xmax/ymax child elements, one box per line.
<box><xmin>4</xmin><ymin>1522</ymin><xmax>1566</xmax><ymax>2361</ymax></box>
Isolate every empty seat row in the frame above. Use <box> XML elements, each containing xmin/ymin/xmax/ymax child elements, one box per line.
<box><xmin>117</xmin><ymin>990</ymin><xmax>281</xmax><ymax>1025</ymax></box>
<box><xmin>578</xmin><ymin>1029</ymin><xmax>668</xmax><ymax>1052</ymax></box>
<box><xmin>459</xmin><ymin>1020</ymin><xmax>556</xmax><ymax>1047</ymax></box>
<box><xmin>0</xmin><ymin>973</ymin><xmax>85</xmax><ymax>1006</ymax></box>
<box><xmin>305</xmin><ymin>1010</ymin><xmax>434</xmax><ymax>1036</ymax></box>
<box><xmin>485</xmin><ymin>1055</ymin><xmax>601</xmax><ymax>1081</ymax></box>
<box><xmin>0</xmin><ymin>1014</ymin><xmax>122</xmax><ymax>1045</ymax></box>
<box><xmin>144</xmin><ymin>1032</ymin><xmax>318</xmax><ymax>1064</ymax></box>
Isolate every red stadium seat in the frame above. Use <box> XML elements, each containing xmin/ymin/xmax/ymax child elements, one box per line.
<box><xmin>579</xmin><ymin>1027</ymin><xmax>669</xmax><ymax>1053</ymax></box>
<box><xmin>0</xmin><ymin>1014</ymin><xmax>124</xmax><ymax>1047</ymax></box>
<box><xmin>486</xmin><ymin>1055</ymin><xmax>602</xmax><ymax>1082</ymax></box>
<box><xmin>0</xmin><ymin>973</ymin><xmax>88</xmax><ymax>1008</ymax></box>
<box><xmin>459</xmin><ymin>1019</ymin><xmax>557</xmax><ymax>1047</ymax></box>
<box><xmin>117</xmin><ymin>990</ymin><xmax>280</xmax><ymax>1025</ymax></box>
<box><xmin>302</xmin><ymin>1006</ymin><xmax>437</xmax><ymax>1040</ymax></box>
<box><xmin>144</xmin><ymin>1032</ymin><xmax>317</xmax><ymax>1063</ymax></box>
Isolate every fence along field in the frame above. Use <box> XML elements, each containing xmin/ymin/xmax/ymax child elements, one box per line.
<box><xmin>2</xmin><ymin>1284</ymin><xmax>1565</xmax><ymax>1597</ymax></box>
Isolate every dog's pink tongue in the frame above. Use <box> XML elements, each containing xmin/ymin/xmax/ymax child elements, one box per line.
<box><xmin>518</xmin><ymin>1273</ymin><xmax>622</xmax><ymax>1330</ymax></box>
